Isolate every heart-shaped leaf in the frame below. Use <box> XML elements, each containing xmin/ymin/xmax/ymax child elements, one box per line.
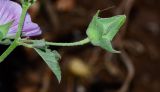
<box><xmin>86</xmin><ymin>10</ymin><xmax>126</xmax><ymax>53</ymax></box>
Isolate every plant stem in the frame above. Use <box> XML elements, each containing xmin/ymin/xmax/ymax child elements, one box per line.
<box><xmin>16</xmin><ymin>4</ymin><xmax>30</xmax><ymax>37</ymax></box>
<box><xmin>45</xmin><ymin>38</ymin><xmax>90</xmax><ymax>46</ymax></box>
<box><xmin>0</xmin><ymin>4</ymin><xmax>29</xmax><ymax>62</ymax></box>
<box><xmin>20</xmin><ymin>37</ymin><xmax>90</xmax><ymax>47</ymax></box>
<box><xmin>0</xmin><ymin>41</ymin><xmax>18</xmax><ymax>62</ymax></box>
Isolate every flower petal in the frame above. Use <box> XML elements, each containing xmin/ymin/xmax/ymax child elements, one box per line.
<box><xmin>0</xmin><ymin>0</ymin><xmax>41</xmax><ymax>37</ymax></box>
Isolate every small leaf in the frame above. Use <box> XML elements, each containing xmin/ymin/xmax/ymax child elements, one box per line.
<box><xmin>0</xmin><ymin>21</ymin><xmax>13</xmax><ymax>40</ymax></box>
<box><xmin>86</xmin><ymin>10</ymin><xmax>126</xmax><ymax>53</ymax></box>
<box><xmin>34</xmin><ymin>48</ymin><xmax>61</xmax><ymax>82</ymax></box>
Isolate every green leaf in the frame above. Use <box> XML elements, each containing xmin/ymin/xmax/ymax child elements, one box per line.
<box><xmin>86</xmin><ymin>10</ymin><xmax>126</xmax><ymax>53</ymax></box>
<box><xmin>0</xmin><ymin>21</ymin><xmax>13</xmax><ymax>40</ymax></box>
<box><xmin>34</xmin><ymin>48</ymin><xmax>61</xmax><ymax>82</ymax></box>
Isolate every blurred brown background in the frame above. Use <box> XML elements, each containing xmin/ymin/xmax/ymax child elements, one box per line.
<box><xmin>0</xmin><ymin>0</ymin><xmax>160</xmax><ymax>92</ymax></box>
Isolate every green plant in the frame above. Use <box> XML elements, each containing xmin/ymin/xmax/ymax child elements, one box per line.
<box><xmin>0</xmin><ymin>0</ymin><xmax>126</xmax><ymax>82</ymax></box>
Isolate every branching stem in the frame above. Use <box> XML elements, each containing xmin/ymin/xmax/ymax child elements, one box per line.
<box><xmin>0</xmin><ymin>4</ymin><xmax>30</xmax><ymax>62</ymax></box>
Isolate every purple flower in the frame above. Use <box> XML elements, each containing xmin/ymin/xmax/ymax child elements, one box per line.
<box><xmin>0</xmin><ymin>0</ymin><xmax>41</xmax><ymax>37</ymax></box>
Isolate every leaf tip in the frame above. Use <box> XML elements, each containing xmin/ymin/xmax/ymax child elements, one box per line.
<box><xmin>57</xmin><ymin>77</ymin><xmax>62</xmax><ymax>83</ymax></box>
<box><xmin>112</xmin><ymin>50</ymin><xmax>121</xmax><ymax>53</ymax></box>
<box><xmin>120</xmin><ymin>15</ymin><xmax>127</xmax><ymax>23</ymax></box>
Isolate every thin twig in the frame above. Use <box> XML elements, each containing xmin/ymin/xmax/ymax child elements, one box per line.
<box><xmin>117</xmin><ymin>50</ymin><xmax>135</xmax><ymax>92</ymax></box>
